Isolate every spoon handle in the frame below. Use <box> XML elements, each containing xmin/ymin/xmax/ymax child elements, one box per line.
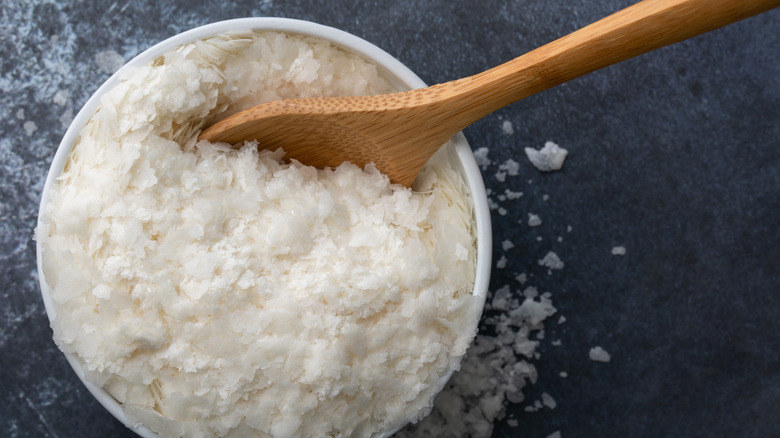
<box><xmin>433</xmin><ymin>0</ymin><xmax>780</xmax><ymax>130</ymax></box>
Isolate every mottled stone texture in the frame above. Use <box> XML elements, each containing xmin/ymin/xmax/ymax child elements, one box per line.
<box><xmin>1</xmin><ymin>1</ymin><xmax>778</xmax><ymax>437</ymax></box>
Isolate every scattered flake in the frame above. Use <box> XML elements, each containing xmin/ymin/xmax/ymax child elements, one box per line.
<box><xmin>524</xmin><ymin>141</ymin><xmax>568</xmax><ymax>172</ymax></box>
<box><xmin>498</xmin><ymin>159</ymin><xmax>520</xmax><ymax>176</ymax></box>
<box><xmin>566</xmin><ymin>225</ymin><xmax>573</xmax><ymax>233</ymax></box>
<box><xmin>611</xmin><ymin>246</ymin><xmax>626</xmax><ymax>255</ymax></box>
<box><xmin>551</xmin><ymin>340</ymin><xmax>562</xmax><ymax>347</ymax></box>
<box><xmin>495</xmin><ymin>170</ymin><xmax>507</xmax><ymax>182</ymax></box>
<box><xmin>95</xmin><ymin>49</ymin><xmax>125</xmax><ymax>74</ymax></box>
<box><xmin>536</xmin><ymin>237</ymin><xmax>543</xmax><ymax>241</ymax></box>
<box><xmin>502</xmin><ymin>120</ymin><xmax>514</xmax><ymax>135</ymax></box>
<box><xmin>557</xmin><ymin>315</ymin><xmax>566</xmax><ymax>324</ymax></box>
<box><xmin>542</xmin><ymin>194</ymin><xmax>549</xmax><ymax>201</ymax></box>
<box><xmin>401</xmin><ymin>290</ymin><xmax>556</xmax><ymax>437</ymax></box>
<box><xmin>488</xmin><ymin>197</ymin><xmax>500</xmax><ymax>210</ymax></box>
<box><xmin>488</xmin><ymin>285</ymin><xmax>512</xmax><ymax>311</ymax></box>
<box><xmin>53</xmin><ymin>90</ymin><xmax>69</xmax><ymax>106</ymax></box>
<box><xmin>538</xmin><ymin>251</ymin><xmax>564</xmax><ymax>270</ymax></box>
<box><xmin>515</xmin><ymin>273</ymin><xmax>527</xmax><ymax>284</ymax></box>
<box><xmin>504</xmin><ymin>189</ymin><xmax>523</xmax><ymax>200</ymax></box>
<box><xmin>541</xmin><ymin>392</ymin><xmax>557</xmax><ymax>409</ymax></box>
<box><xmin>15</xmin><ymin>109</ymin><xmax>25</xmax><ymax>119</ymax></box>
<box><xmin>589</xmin><ymin>346</ymin><xmax>612</xmax><ymax>363</ymax></box>
<box><xmin>23</xmin><ymin>121</ymin><xmax>37</xmax><ymax>136</ymax></box>
<box><xmin>522</xmin><ymin>286</ymin><xmax>538</xmax><ymax>299</ymax></box>
<box><xmin>497</xmin><ymin>194</ymin><xmax>507</xmax><ymax>201</ymax></box>
<box><xmin>497</xmin><ymin>207</ymin><xmax>507</xmax><ymax>216</ymax></box>
<box><xmin>501</xmin><ymin>240</ymin><xmax>515</xmax><ymax>251</ymax></box>
<box><xmin>559</xmin><ymin>371</ymin><xmax>568</xmax><ymax>378</ymax></box>
<box><xmin>547</xmin><ymin>431</ymin><xmax>562</xmax><ymax>438</ymax></box>
<box><xmin>507</xmin><ymin>418</ymin><xmax>519</xmax><ymax>427</ymax></box>
<box><xmin>496</xmin><ymin>255</ymin><xmax>508</xmax><ymax>269</ymax></box>
<box><xmin>59</xmin><ymin>107</ymin><xmax>74</xmax><ymax>129</ymax></box>
<box><xmin>473</xmin><ymin>147</ymin><xmax>492</xmax><ymax>170</ymax></box>
<box><xmin>528</xmin><ymin>213</ymin><xmax>542</xmax><ymax>227</ymax></box>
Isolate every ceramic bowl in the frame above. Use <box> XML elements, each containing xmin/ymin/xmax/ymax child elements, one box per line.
<box><xmin>36</xmin><ymin>17</ymin><xmax>491</xmax><ymax>437</ymax></box>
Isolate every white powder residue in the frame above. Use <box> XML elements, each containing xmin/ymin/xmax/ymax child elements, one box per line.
<box><xmin>612</xmin><ymin>246</ymin><xmax>627</xmax><ymax>255</ymax></box>
<box><xmin>515</xmin><ymin>273</ymin><xmax>527</xmax><ymax>284</ymax></box>
<box><xmin>40</xmin><ymin>32</ymin><xmax>483</xmax><ymax>438</ymax></box>
<box><xmin>547</xmin><ymin>431</ymin><xmax>562</xmax><ymax>438</ymax></box>
<box><xmin>496</xmin><ymin>255</ymin><xmax>508</xmax><ymax>269</ymax></box>
<box><xmin>528</xmin><ymin>213</ymin><xmax>542</xmax><ymax>227</ymax></box>
<box><xmin>502</xmin><ymin>120</ymin><xmax>514</xmax><ymax>135</ymax></box>
<box><xmin>94</xmin><ymin>49</ymin><xmax>125</xmax><ymax>74</ymax></box>
<box><xmin>589</xmin><ymin>346</ymin><xmax>612</xmax><ymax>363</ymax></box>
<box><xmin>15</xmin><ymin>109</ymin><xmax>25</xmax><ymax>119</ymax></box>
<box><xmin>538</xmin><ymin>251</ymin><xmax>564</xmax><ymax>270</ymax></box>
<box><xmin>525</xmin><ymin>141</ymin><xmax>568</xmax><ymax>172</ymax></box>
<box><xmin>502</xmin><ymin>240</ymin><xmax>515</xmax><ymax>251</ymax></box>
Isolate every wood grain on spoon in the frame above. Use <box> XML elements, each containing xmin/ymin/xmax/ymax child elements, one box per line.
<box><xmin>199</xmin><ymin>0</ymin><xmax>779</xmax><ymax>187</ymax></box>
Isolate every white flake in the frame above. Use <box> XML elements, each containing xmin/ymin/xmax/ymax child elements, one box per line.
<box><xmin>23</xmin><ymin>121</ymin><xmax>37</xmax><ymax>136</ymax></box>
<box><xmin>524</xmin><ymin>141</ymin><xmax>568</xmax><ymax>172</ymax></box>
<box><xmin>589</xmin><ymin>346</ymin><xmax>612</xmax><ymax>363</ymax></box>
<box><xmin>473</xmin><ymin>147</ymin><xmax>492</xmax><ymax>170</ymax></box>
<box><xmin>95</xmin><ymin>50</ymin><xmax>125</xmax><ymax>74</ymax></box>
<box><xmin>538</xmin><ymin>251</ymin><xmax>564</xmax><ymax>270</ymax></box>
<box><xmin>501</xmin><ymin>120</ymin><xmax>514</xmax><ymax>134</ymax></box>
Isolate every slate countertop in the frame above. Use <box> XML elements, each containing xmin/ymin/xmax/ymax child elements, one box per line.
<box><xmin>2</xmin><ymin>1</ymin><xmax>778</xmax><ymax>437</ymax></box>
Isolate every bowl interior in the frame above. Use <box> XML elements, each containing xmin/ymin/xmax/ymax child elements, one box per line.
<box><xmin>37</xmin><ymin>17</ymin><xmax>491</xmax><ymax>438</ymax></box>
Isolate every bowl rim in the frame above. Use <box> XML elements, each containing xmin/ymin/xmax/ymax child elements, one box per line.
<box><xmin>36</xmin><ymin>17</ymin><xmax>492</xmax><ymax>437</ymax></box>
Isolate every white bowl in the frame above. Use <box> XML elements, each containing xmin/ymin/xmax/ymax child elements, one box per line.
<box><xmin>37</xmin><ymin>17</ymin><xmax>491</xmax><ymax>437</ymax></box>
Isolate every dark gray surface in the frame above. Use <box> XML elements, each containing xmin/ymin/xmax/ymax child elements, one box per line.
<box><xmin>2</xmin><ymin>1</ymin><xmax>778</xmax><ymax>437</ymax></box>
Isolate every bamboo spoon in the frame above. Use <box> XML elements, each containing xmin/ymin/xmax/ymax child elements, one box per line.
<box><xmin>199</xmin><ymin>0</ymin><xmax>779</xmax><ymax>187</ymax></box>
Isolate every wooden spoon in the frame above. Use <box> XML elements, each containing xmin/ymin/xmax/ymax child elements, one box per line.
<box><xmin>199</xmin><ymin>0</ymin><xmax>779</xmax><ymax>187</ymax></box>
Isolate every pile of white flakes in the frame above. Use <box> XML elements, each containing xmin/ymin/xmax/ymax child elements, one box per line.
<box><xmin>400</xmin><ymin>121</ymin><xmax>614</xmax><ymax>438</ymax></box>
